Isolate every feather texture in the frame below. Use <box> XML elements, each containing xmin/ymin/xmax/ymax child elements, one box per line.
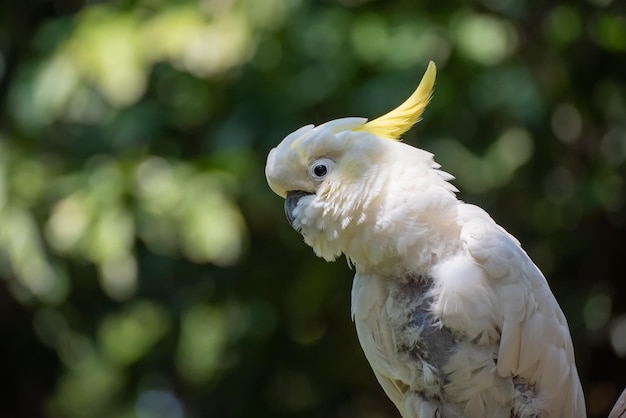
<box><xmin>349</xmin><ymin>203</ymin><xmax>586</xmax><ymax>417</ymax></box>
<box><xmin>265</xmin><ymin>62</ymin><xmax>586</xmax><ymax>418</ymax></box>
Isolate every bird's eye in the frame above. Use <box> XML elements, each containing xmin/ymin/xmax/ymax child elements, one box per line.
<box><xmin>314</xmin><ymin>165</ymin><xmax>327</xmax><ymax>177</ymax></box>
<box><xmin>308</xmin><ymin>158</ymin><xmax>334</xmax><ymax>180</ymax></box>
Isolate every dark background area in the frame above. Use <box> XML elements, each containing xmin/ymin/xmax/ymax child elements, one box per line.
<box><xmin>0</xmin><ymin>0</ymin><xmax>625</xmax><ymax>417</ymax></box>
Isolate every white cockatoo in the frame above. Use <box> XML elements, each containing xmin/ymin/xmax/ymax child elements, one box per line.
<box><xmin>265</xmin><ymin>62</ymin><xmax>586</xmax><ymax>418</ymax></box>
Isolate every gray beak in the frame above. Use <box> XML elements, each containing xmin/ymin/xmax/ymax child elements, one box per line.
<box><xmin>285</xmin><ymin>191</ymin><xmax>313</xmax><ymax>230</ymax></box>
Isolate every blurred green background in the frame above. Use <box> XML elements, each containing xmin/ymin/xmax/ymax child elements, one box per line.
<box><xmin>0</xmin><ymin>0</ymin><xmax>625</xmax><ymax>417</ymax></box>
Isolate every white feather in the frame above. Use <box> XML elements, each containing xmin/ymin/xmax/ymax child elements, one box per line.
<box><xmin>266</xmin><ymin>109</ymin><xmax>586</xmax><ymax>418</ymax></box>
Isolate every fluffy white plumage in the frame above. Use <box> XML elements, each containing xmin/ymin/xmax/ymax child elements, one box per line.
<box><xmin>265</xmin><ymin>62</ymin><xmax>586</xmax><ymax>418</ymax></box>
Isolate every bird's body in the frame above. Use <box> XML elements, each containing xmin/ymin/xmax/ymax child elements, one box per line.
<box><xmin>265</xmin><ymin>62</ymin><xmax>586</xmax><ymax>417</ymax></box>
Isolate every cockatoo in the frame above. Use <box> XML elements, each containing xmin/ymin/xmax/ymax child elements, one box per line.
<box><xmin>265</xmin><ymin>62</ymin><xmax>586</xmax><ymax>418</ymax></box>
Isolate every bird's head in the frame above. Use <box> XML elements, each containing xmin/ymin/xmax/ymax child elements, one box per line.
<box><xmin>266</xmin><ymin>62</ymin><xmax>457</xmax><ymax>266</ymax></box>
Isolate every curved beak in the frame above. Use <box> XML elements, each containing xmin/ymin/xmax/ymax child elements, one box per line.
<box><xmin>285</xmin><ymin>191</ymin><xmax>313</xmax><ymax>230</ymax></box>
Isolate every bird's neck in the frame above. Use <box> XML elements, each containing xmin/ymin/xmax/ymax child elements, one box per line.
<box><xmin>348</xmin><ymin>191</ymin><xmax>462</xmax><ymax>276</ymax></box>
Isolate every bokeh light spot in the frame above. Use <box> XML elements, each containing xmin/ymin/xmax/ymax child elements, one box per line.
<box><xmin>543</xmin><ymin>5</ymin><xmax>582</xmax><ymax>44</ymax></box>
<box><xmin>609</xmin><ymin>315</ymin><xmax>626</xmax><ymax>357</ymax></box>
<box><xmin>551</xmin><ymin>103</ymin><xmax>582</xmax><ymax>143</ymax></box>
<box><xmin>99</xmin><ymin>300</ymin><xmax>171</xmax><ymax>366</ymax></box>
<box><xmin>454</xmin><ymin>13</ymin><xmax>518</xmax><ymax>65</ymax></box>
<box><xmin>584</xmin><ymin>292</ymin><xmax>612</xmax><ymax>331</ymax></box>
<box><xmin>175</xmin><ymin>304</ymin><xmax>228</xmax><ymax>384</ymax></box>
<box><xmin>135</xmin><ymin>390</ymin><xmax>184</xmax><ymax>418</ymax></box>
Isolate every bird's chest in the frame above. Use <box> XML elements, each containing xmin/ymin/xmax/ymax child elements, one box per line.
<box><xmin>352</xmin><ymin>272</ymin><xmax>458</xmax><ymax>398</ymax></box>
<box><xmin>391</xmin><ymin>276</ymin><xmax>458</xmax><ymax>371</ymax></box>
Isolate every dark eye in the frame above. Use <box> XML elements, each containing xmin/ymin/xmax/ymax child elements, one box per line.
<box><xmin>313</xmin><ymin>164</ymin><xmax>327</xmax><ymax>177</ymax></box>
<box><xmin>308</xmin><ymin>158</ymin><xmax>334</xmax><ymax>180</ymax></box>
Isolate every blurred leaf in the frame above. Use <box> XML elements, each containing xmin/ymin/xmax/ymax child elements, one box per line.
<box><xmin>98</xmin><ymin>300</ymin><xmax>171</xmax><ymax>365</ymax></box>
<box><xmin>0</xmin><ymin>0</ymin><xmax>624</xmax><ymax>417</ymax></box>
<box><xmin>175</xmin><ymin>304</ymin><xmax>228</xmax><ymax>384</ymax></box>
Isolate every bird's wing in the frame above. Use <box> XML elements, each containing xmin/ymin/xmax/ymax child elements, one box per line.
<box><xmin>452</xmin><ymin>203</ymin><xmax>586</xmax><ymax>417</ymax></box>
<box><xmin>352</xmin><ymin>271</ymin><xmax>411</xmax><ymax>417</ymax></box>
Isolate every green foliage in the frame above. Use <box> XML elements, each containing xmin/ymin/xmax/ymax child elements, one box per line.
<box><xmin>0</xmin><ymin>0</ymin><xmax>624</xmax><ymax>417</ymax></box>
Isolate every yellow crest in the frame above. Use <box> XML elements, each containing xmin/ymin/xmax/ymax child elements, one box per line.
<box><xmin>354</xmin><ymin>61</ymin><xmax>436</xmax><ymax>140</ymax></box>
